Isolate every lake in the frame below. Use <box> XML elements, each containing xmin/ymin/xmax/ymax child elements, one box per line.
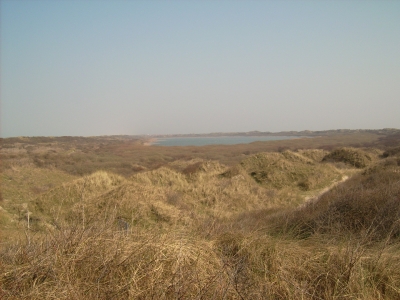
<box><xmin>152</xmin><ymin>136</ymin><xmax>297</xmax><ymax>146</ymax></box>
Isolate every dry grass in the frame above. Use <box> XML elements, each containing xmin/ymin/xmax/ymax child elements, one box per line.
<box><xmin>322</xmin><ymin>147</ymin><xmax>377</xmax><ymax>168</ymax></box>
<box><xmin>0</xmin><ymin>131</ymin><xmax>387</xmax><ymax>177</ymax></box>
<box><xmin>2</xmin><ymin>216</ymin><xmax>399</xmax><ymax>299</ymax></box>
<box><xmin>0</xmin><ymin>225</ymin><xmax>232</xmax><ymax>299</ymax></box>
<box><xmin>239</xmin><ymin>150</ymin><xmax>342</xmax><ymax>191</ymax></box>
<box><xmin>382</xmin><ymin>146</ymin><xmax>400</xmax><ymax>158</ymax></box>
<box><xmin>23</xmin><ymin>161</ymin><xmax>281</xmax><ymax>232</ymax></box>
<box><xmin>273</xmin><ymin>158</ymin><xmax>400</xmax><ymax>243</ymax></box>
<box><xmin>1</xmin><ymin>133</ymin><xmax>400</xmax><ymax>299</ymax></box>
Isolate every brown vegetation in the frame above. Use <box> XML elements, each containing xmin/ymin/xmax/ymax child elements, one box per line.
<box><xmin>321</xmin><ymin>147</ymin><xmax>376</xmax><ymax>168</ymax></box>
<box><xmin>1</xmin><ymin>130</ymin><xmax>400</xmax><ymax>299</ymax></box>
<box><xmin>0</xmin><ymin>131</ymin><xmax>389</xmax><ymax>177</ymax></box>
<box><xmin>273</xmin><ymin>162</ymin><xmax>400</xmax><ymax>240</ymax></box>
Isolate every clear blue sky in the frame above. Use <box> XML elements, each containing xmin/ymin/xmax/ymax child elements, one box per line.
<box><xmin>1</xmin><ymin>0</ymin><xmax>399</xmax><ymax>137</ymax></box>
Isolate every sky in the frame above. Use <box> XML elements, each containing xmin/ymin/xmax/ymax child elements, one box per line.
<box><xmin>1</xmin><ymin>0</ymin><xmax>400</xmax><ymax>137</ymax></box>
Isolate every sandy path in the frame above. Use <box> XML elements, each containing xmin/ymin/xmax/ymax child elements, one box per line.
<box><xmin>299</xmin><ymin>175</ymin><xmax>349</xmax><ymax>208</ymax></box>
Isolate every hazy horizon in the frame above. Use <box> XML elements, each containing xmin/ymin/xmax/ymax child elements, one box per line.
<box><xmin>1</xmin><ymin>0</ymin><xmax>400</xmax><ymax>138</ymax></box>
<box><xmin>1</xmin><ymin>128</ymin><xmax>399</xmax><ymax>139</ymax></box>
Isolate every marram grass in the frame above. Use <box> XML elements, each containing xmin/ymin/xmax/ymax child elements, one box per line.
<box><xmin>1</xmin><ymin>147</ymin><xmax>400</xmax><ymax>299</ymax></box>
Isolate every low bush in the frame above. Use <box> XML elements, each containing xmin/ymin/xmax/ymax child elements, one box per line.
<box><xmin>382</xmin><ymin>146</ymin><xmax>400</xmax><ymax>158</ymax></box>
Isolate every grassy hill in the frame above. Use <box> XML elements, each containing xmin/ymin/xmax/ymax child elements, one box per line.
<box><xmin>1</xmin><ymin>132</ymin><xmax>400</xmax><ymax>299</ymax></box>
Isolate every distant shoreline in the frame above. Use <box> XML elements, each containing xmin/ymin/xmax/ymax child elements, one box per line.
<box><xmin>144</xmin><ymin>135</ymin><xmax>302</xmax><ymax>147</ymax></box>
<box><xmin>144</xmin><ymin>128</ymin><xmax>399</xmax><ymax>139</ymax></box>
<box><xmin>143</xmin><ymin>138</ymin><xmax>158</xmax><ymax>146</ymax></box>
<box><xmin>138</xmin><ymin>128</ymin><xmax>400</xmax><ymax>147</ymax></box>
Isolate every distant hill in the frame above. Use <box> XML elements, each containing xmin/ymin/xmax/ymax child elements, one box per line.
<box><xmin>148</xmin><ymin>128</ymin><xmax>400</xmax><ymax>138</ymax></box>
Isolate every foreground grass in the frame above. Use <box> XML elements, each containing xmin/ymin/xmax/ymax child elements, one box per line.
<box><xmin>1</xmin><ymin>211</ymin><xmax>399</xmax><ymax>299</ymax></box>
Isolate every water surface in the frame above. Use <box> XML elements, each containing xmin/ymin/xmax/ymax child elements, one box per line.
<box><xmin>153</xmin><ymin>136</ymin><xmax>296</xmax><ymax>146</ymax></box>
